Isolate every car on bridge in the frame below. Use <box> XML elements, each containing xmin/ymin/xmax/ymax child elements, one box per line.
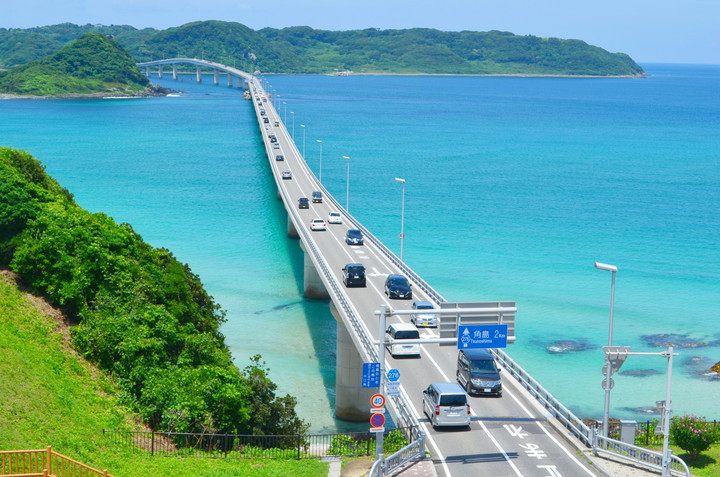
<box><xmin>457</xmin><ymin>349</ymin><xmax>502</xmax><ymax>397</ymax></box>
<box><xmin>275</xmin><ymin>154</ymin><xmax>284</xmax><ymax>161</ymax></box>
<box><xmin>273</xmin><ymin>143</ymin><xmax>280</xmax><ymax>149</ymax></box>
<box><xmin>281</xmin><ymin>170</ymin><xmax>292</xmax><ymax>180</ymax></box>
<box><xmin>342</xmin><ymin>263</ymin><xmax>366</xmax><ymax>287</ymax></box>
<box><xmin>298</xmin><ymin>198</ymin><xmax>309</xmax><ymax>209</ymax></box>
<box><xmin>312</xmin><ymin>191</ymin><xmax>323</xmax><ymax>203</ymax></box>
<box><xmin>310</xmin><ymin>218</ymin><xmax>327</xmax><ymax>231</ymax></box>
<box><xmin>328</xmin><ymin>211</ymin><xmax>342</xmax><ymax>224</ymax></box>
<box><xmin>422</xmin><ymin>382</ymin><xmax>471</xmax><ymax>429</ymax></box>
<box><xmin>345</xmin><ymin>229</ymin><xmax>364</xmax><ymax>245</ymax></box>
<box><xmin>410</xmin><ymin>300</ymin><xmax>438</xmax><ymax>327</ymax></box>
<box><xmin>385</xmin><ymin>274</ymin><xmax>412</xmax><ymax>299</ymax></box>
<box><xmin>385</xmin><ymin>323</ymin><xmax>420</xmax><ymax>357</ymax></box>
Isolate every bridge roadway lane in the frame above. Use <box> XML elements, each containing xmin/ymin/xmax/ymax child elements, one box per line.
<box><xmin>250</xmin><ymin>82</ymin><xmax>598</xmax><ymax>477</ymax></box>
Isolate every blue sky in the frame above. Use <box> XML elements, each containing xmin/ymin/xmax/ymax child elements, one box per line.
<box><xmin>3</xmin><ymin>0</ymin><xmax>719</xmax><ymax>64</ymax></box>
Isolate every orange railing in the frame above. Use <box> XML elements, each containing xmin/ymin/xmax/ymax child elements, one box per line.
<box><xmin>0</xmin><ymin>447</ymin><xmax>112</xmax><ymax>477</ymax></box>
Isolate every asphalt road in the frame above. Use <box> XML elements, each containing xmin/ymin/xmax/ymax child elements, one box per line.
<box><xmin>250</xmin><ymin>81</ymin><xmax>600</xmax><ymax>477</ymax></box>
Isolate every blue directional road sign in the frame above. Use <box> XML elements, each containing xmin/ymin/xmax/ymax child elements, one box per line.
<box><xmin>362</xmin><ymin>362</ymin><xmax>381</xmax><ymax>388</ymax></box>
<box><xmin>458</xmin><ymin>324</ymin><xmax>508</xmax><ymax>349</ymax></box>
<box><xmin>386</xmin><ymin>368</ymin><xmax>401</xmax><ymax>382</ymax></box>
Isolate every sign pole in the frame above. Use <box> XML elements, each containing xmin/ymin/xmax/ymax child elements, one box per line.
<box><xmin>376</xmin><ymin>304</ymin><xmax>387</xmax><ymax>472</ymax></box>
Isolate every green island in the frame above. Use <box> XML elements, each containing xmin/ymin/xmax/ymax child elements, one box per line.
<box><xmin>0</xmin><ymin>20</ymin><xmax>645</xmax><ymax>86</ymax></box>
<box><xmin>0</xmin><ymin>147</ymin><xmax>329</xmax><ymax>475</ymax></box>
<box><xmin>0</xmin><ymin>33</ymin><xmax>164</xmax><ymax>97</ymax></box>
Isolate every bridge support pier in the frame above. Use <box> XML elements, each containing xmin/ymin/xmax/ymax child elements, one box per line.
<box><xmin>172</xmin><ymin>64</ymin><xmax>177</xmax><ymax>80</ymax></box>
<box><xmin>331</xmin><ymin>301</ymin><xmax>374</xmax><ymax>421</ymax></box>
<box><xmin>145</xmin><ymin>66</ymin><xmax>150</xmax><ymax>77</ymax></box>
<box><xmin>227</xmin><ymin>74</ymin><xmax>233</xmax><ymax>87</ymax></box>
<box><xmin>196</xmin><ymin>66</ymin><xmax>202</xmax><ymax>83</ymax></box>
<box><xmin>287</xmin><ymin>215</ymin><xmax>298</xmax><ymax>238</ymax></box>
<box><xmin>214</xmin><ymin>70</ymin><xmax>219</xmax><ymax>85</ymax></box>
<box><xmin>302</xmin><ymin>246</ymin><xmax>329</xmax><ymax>299</ymax></box>
<box><xmin>157</xmin><ymin>65</ymin><xmax>163</xmax><ymax>79</ymax></box>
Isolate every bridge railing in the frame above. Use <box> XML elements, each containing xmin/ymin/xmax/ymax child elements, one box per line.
<box><xmin>592</xmin><ymin>431</ymin><xmax>690</xmax><ymax>477</ymax></box>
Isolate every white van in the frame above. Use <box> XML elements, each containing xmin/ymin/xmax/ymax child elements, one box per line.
<box><xmin>385</xmin><ymin>323</ymin><xmax>420</xmax><ymax>357</ymax></box>
<box><xmin>422</xmin><ymin>382</ymin><xmax>471</xmax><ymax>428</ymax></box>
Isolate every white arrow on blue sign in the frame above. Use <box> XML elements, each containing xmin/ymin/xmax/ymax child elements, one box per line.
<box><xmin>386</xmin><ymin>368</ymin><xmax>401</xmax><ymax>382</ymax></box>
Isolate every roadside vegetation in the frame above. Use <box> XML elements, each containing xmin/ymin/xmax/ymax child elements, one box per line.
<box><xmin>0</xmin><ymin>146</ymin><xmax>307</xmax><ymax>441</ymax></box>
<box><xmin>0</xmin><ymin>272</ymin><xmax>327</xmax><ymax>476</ymax></box>
<box><xmin>0</xmin><ymin>21</ymin><xmax>645</xmax><ymax>76</ymax></box>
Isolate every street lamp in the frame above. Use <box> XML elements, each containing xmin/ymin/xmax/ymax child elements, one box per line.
<box><xmin>394</xmin><ymin>178</ymin><xmax>406</xmax><ymax>261</ymax></box>
<box><xmin>343</xmin><ymin>155</ymin><xmax>350</xmax><ymax>211</ymax></box>
<box><xmin>300</xmin><ymin>124</ymin><xmax>306</xmax><ymax>159</ymax></box>
<box><xmin>316</xmin><ymin>140</ymin><xmax>323</xmax><ymax>182</ymax></box>
<box><xmin>595</xmin><ymin>261</ymin><xmax>618</xmax><ymax>439</ymax></box>
<box><xmin>283</xmin><ymin>102</ymin><xmax>287</xmax><ymax>124</ymax></box>
<box><xmin>290</xmin><ymin>112</ymin><xmax>295</xmax><ymax>138</ymax></box>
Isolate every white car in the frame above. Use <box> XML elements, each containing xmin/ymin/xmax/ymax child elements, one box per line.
<box><xmin>310</xmin><ymin>218</ymin><xmax>327</xmax><ymax>231</ymax></box>
<box><xmin>328</xmin><ymin>211</ymin><xmax>343</xmax><ymax>224</ymax></box>
<box><xmin>281</xmin><ymin>170</ymin><xmax>292</xmax><ymax>180</ymax></box>
<box><xmin>411</xmin><ymin>300</ymin><xmax>438</xmax><ymax>327</ymax></box>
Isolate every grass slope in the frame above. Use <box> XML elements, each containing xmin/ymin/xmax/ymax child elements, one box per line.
<box><xmin>0</xmin><ymin>271</ymin><xmax>327</xmax><ymax>476</ymax></box>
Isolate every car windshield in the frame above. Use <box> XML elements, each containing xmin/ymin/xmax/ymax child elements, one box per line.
<box><xmin>416</xmin><ymin>304</ymin><xmax>433</xmax><ymax>310</ymax></box>
<box><xmin>390</xmin><ymin>277</ymin><xmax>409</xmax><ymax>286</ymax></box>
<box><xmin>348</xmin><ymin>230</ymin><xmax>361</xmax><ymax>237</ymax></box>
<box><xmin>439</xmin><ymin>394</ymin><xmax>467</xmax><ymax>406</ymax></box>
<box><xmin>471</xmin><ymin>360</ymin><xmax>499</xmax><ymax>373</ymax></box>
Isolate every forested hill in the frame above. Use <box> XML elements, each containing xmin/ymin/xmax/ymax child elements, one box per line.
<box><xmin>0</xmin><ymin>21</ymin><xmax>645</xmax><ymax>76</ymax></box>
<box><xmin>0</xmin><ymin>33</ymin><xmax>154</xmax><ymax>96</ymax></box>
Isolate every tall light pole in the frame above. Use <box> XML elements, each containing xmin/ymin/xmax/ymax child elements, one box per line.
<box><xmin>282</xmin><ymin>102</ymin><xmax>287</xmax><ymax>124</ymax></box>
<box><xmin>343</xmin><ymin>155</ymin><xmax>350</xmax><ymax>212</ymax></box>
<box><xmin>300</xmin><ymin>124</ymin><xmax>306</xmax><ymax>159</ymax></box>
<box><xmin>290</xmin><ymin>112</ymin><xmax>295</xmax><ymax>138</ymax></box>
<box><xmin>394</xmin><ymin>178</ymin><xmax>406</xmax><ymax>261</ymax></box>
<box><xmin>316</xmin><ymin>140</ymin><xmax>323</xmax><ymax>182</ymax></box>
<box><xmin>595</xmin><ymin>261</ymin><xmax>618</xmax><ymax>439</ymax></box>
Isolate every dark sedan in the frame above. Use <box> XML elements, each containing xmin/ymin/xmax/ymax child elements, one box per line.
<box><xmin>345</xmin><ymin>229</ymin><xmax>364</xmax><ymax>245</ymax></box>
<box><xmin>384</xmin><ymin>274</ymin><xmax>412</xmax><ymax>299</ymax></box>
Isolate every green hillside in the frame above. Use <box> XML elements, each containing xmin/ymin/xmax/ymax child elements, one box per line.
<box><xmin>0</xmin><ymin>21</ymin><xmax>645</xmax><ymax>76</ymax></box>
<box><xmin>0</xmin><ymin>146</ymin><xmax>307</xmax><ymax>440</ymax></box>
<box><xmin>0</xmin><ymin>33</ymin><xmax>155</xmax><ymax>96</ymax></box>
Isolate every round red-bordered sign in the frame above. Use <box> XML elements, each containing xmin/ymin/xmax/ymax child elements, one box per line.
<box><xmin>370</xmin><ymin>413</ymin><xmax>385</xmax><ymax>428</ymax></box>
<box><xmin>370</xmin><ymin>393</ymin><xmax>385</xmax><ymax>409</ymax></box>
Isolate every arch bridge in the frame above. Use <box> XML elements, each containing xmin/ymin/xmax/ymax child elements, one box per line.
<box><xmin>138</xmin><ymin>58</ymin><xmax>252</xmax><ymax>88</ymax></box>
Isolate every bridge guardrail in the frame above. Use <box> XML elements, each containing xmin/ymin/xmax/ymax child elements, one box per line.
<box><xmin>592</xmin><ymin>431</ymin><xmax>690</xmax><ymax>477</ymax></box>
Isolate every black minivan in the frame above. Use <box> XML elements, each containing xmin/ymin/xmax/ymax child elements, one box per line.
<box><xmin>342</xmin><ymin>263</ymin><xmax>366</xmax><ymax>287</ymax></box>
<box><xmin>456</xmin><ymin>348</ymin><xmax>502</xmax><ymax>396</ymax></box>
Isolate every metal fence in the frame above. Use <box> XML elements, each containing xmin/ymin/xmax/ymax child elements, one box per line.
<box><xmin>592</xmin><ymin>431</ymin><xmax>691</xmax><ymax>477</ymax></box>
<box><xmin>103</xmin><ymin>427</ymin><xmax>416</xmax><ymax>459</ymax></box>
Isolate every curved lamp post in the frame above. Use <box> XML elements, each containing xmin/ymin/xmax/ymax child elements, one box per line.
<box><xmin>595</xmin><ymin>261</ymin><xmax>618</xmax><ymax>439</ymax></box>
<box><xmin>394</xmin><ymin>178</ymin><xmax>406</xmax><ymax>261</ymax></box>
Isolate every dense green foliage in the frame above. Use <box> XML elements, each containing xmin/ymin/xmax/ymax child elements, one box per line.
<box><xmin>0</xmin><ymin>21</ymin><xmax>644</xmax><ymax>76</ymax></box>
<box><xmin>670</xmin><ymin>415</ymin><xmax>720</xmax><ymax>457</ymax></box>
<box><xmin>0</xmin><ymin>32</ymin><xmax>151</xmax><ymax>95</ymax></box>
<box><xmin>0</xmin><ymin>147</ymin><xmax>308</xmax><ymax>438</ymax></box>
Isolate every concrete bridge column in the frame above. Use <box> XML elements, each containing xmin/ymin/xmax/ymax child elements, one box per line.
<box><xmin>172</xmin><ymin>64</ymin><xmax>177</xmax><ymax>80</ymax></box>
<box><xmin>227</xmin><ymin>74</ymin><xmax>233</xmax><ymax>87</ymax></box>
<box><xmin>331</xmin><ymin>302</ymin><xmax>374</xmax><ymax>421</ymax></box>
<box><xmin>214</xmin><ymin>70</ymin><xmax>219</xmax><ymax>85</ymax></box>
<box><xmin>287</xmin><ymin>215</ymin><xmax>298</xmax><ymax>238</ymax></box>
<box><xmin>157</xmin><ymin>65</ymin><xmax>163</xmax><ymax>79</ymax></box>
<box><xmin>145</xmin><ymin>66</ymin><xmax>150</xmax><ymax>77</ymax></box>
<box><xmin>302</xmin><ymin>249</ymin><xmax>329</xmax><ymax>299</ymax></box>
<box><xmin>196</xmin><ymin>66</ymin><xmax>202</xmax><ymax>83</ymax></box>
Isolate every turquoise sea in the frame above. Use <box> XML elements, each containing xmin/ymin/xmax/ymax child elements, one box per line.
<box><xmin>1</xmin><ymin>63</ymin><xmax>718</xmax><ymax>432</ymax></box>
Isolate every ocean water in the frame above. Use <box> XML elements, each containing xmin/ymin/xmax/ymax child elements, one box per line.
<box><xmin>1</xmin><ymin>63</ymin><xmax>718</xmax><ymax>431</ymax></box>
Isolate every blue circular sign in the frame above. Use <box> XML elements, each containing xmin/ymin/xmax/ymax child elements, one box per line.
<box><xmin>370</xmin><ymin>413</ymin><xmax>385</xmax><ymax>428</ymax></box>
<box><xmin>387</xmin><ymin>368</ymin><xmax>401</xmax><ymax>382</ymax></box>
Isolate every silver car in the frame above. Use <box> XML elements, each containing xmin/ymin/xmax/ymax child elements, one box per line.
<box><xmin>411</xmin><ymin>300</ymin><xmax>438</xmax><ymax>327</ymax></box>
<box><xmin>422</xmin><ymin>382</ymin><xmax>471</xmax><ymax>428</ymax></box>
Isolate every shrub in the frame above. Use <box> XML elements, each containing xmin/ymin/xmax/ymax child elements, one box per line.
<box><xmin>669</xmin><ymin>415</ymin><xmax>720</xmax><ymax>457</ymax></box>
<box><xmin>383</xmin><ymin>429</ymin><xmax>408</xmax><ymax>454</ymax></box>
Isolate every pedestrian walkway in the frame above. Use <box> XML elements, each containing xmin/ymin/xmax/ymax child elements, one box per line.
<box><xmin>584</xmin><ymin>451</ymin><xmax>667</xmax><ymax>477</ymax></box>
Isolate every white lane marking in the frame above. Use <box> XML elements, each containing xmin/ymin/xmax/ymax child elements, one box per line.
<box><xmin>505</xmin><ymin>387</ymin><xmax>596</xmax><ymax>476</ymax></box>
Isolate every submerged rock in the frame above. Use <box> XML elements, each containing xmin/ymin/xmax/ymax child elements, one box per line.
<box><xmin>683</xmin><ymin>356</ymin><xmax>720</xmax><ymax>381</ymax></box>
<box><xmin>640</xmin><ymin>333</ymin><xmax>714</xmax><ymax>349</ymax></box>
<box><xmin>546</xmin><ymin>339</ymin><xmax>596</xmax><ymax>354</ymax></box>
<box><xmin>619</xmin><ymin>369</ymin><xmax>661</xmax><ymax>378</ymax></box>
